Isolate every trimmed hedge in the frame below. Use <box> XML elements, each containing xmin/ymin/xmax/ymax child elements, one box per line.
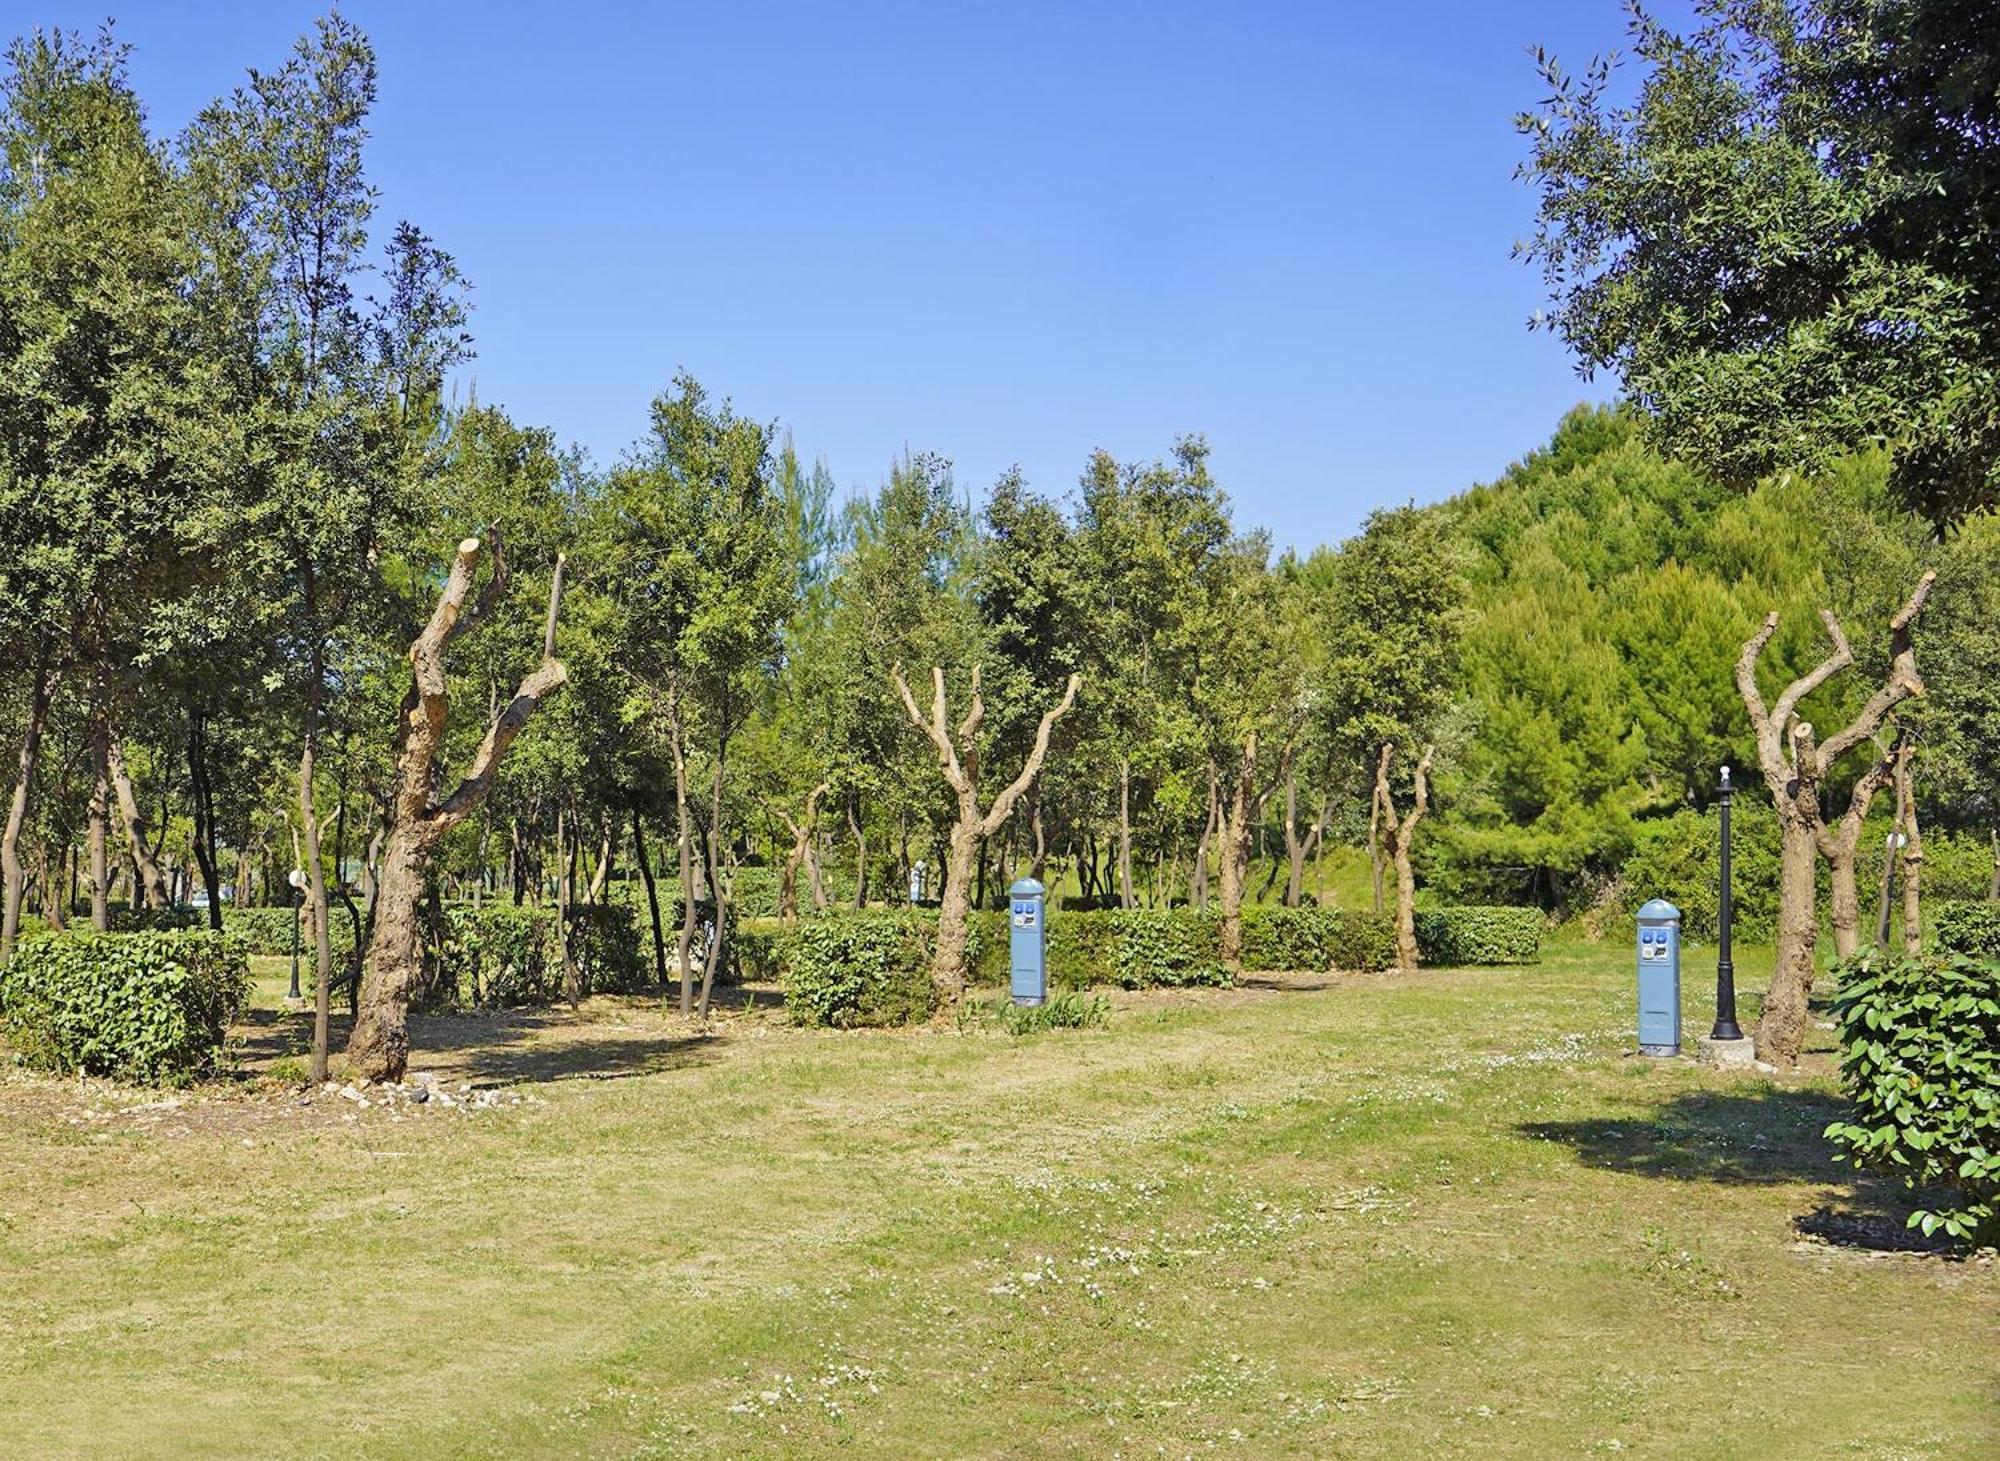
<box><xmin>782</xmin><ymin>915</ymin><xmax>936</xmax><ymax>1028</ymax></box>
<box><xmin>107</xmin><ymin>905</ymin><xmax>204</xmax><ymax>934</ymax></box>
<box><xmin>1240</xmin><ymin>906</ymin><xmax>1397</xmax><ymax>972</ymax></box>
<box><xmin>0</xmin><ymin>930</ymin><xmax>251</xmax><ymax>1083</ymax></box>
<box><xmin>1935</xmin><ymin>900</ymin><xmax>2000</xmax><ymax>960</ymax></box>
<box><xmin>437</xmin><ymin>905</ymin><xmax>561</xmax><ymax>1009</ymax></box>
<box><xmin>1825</xmin><ymin>949</ymin><xmax>2000</xmax><ymax>1244</ymax></box>
<box><xmin>1414</xmin><ymin>906</ymin><xmax>1543</xmax><ymax>966</ymax></box>
<box><xmin>566</xmin><ymin>905</ymin><xmax>649</xmax><ymax>994</ymax></box>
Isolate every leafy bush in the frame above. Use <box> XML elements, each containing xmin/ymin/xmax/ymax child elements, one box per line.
<box><xmin>733</xmin><ymin>922</ymin><xmax>789</xmax><ymax>983</ymax></box>
<box><xmin>1109</xmin><ymin>909</ymin><xmax>1228</xmax><ymax>988</ymax></box>
<box><xmin>438</xmin><ymin>905</ymin><xmax>561</xmax><ymax>1009</ymax></box>
<box><xmin>1934</xmin><ymin>900</ymin><xmax>2000</xmax><ymax>959</ymax></box>
<box><xmin>1617</xmin><ymin>802</ymin><xmax>1782</xmax><ymax>941</ymax></box>
<box><xmin>1918</xmin><ymin>832</ymin><xmax>1998</xmax><ymax>902</ymax></box>
<box><xmin>566</xmin><ymin>904</ymin><xmax>647</xmax><ymax>994</ymax></box>
<box><xmin>1239</xmin><ymin>906</ymin><xmax>1396</xmax><ymax>972</ymax></box>
<box><xmin>781</xmin><ymin>914</ymin><xmax>936</xmax><ymax>1027</ymax></box>
<box><xmin>1413</xmin><ymin>906</ymin><xmax>1543</xmax><ymax>965</ymax></box>
<box><xmin>961</xmin><ymin>990</ymin><xmax>1110</xmax><ymax>1034</ymax></box>
<box><xmin>1824</xmin><ymin>949</ymin><xmax>2000</xmax><ymax>1244</ymax></box>
<box><xmin>0</xmin><ymin>930</ymin><xmax>251</xmax><ymax>1083</ymax></box>
<box><xmin>107</xmin><ymin>905</ymin><xmax>204</xmax><ymax>934</ymax></box>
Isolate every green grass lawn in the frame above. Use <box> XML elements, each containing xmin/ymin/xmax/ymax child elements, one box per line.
<box><xmin>1</xmin><ymin>940</ymin><xmax>1994</xmax><ymax>1458</ymax></box>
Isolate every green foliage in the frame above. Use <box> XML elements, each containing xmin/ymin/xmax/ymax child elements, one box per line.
<box><xmin>437</xmin><ymin>905</ymin><xmax>560</xmax><ymax>1009</ymax></box>
<box><xmin>566</xmin><ymin>904</ymin><xmax>647</xmax><ymax>995</ymax></box>
<box><xmin>781</xmin><ymin>914</ymin><xmax>936</xmax><ymax>1028</ymax></box>
<box><xmin>1239</xmin><ymin>906</ymin><xmax>1396</xmax><ymax>973</ymax></box>
<box><xmin>1519</xmin><ymin>4</ymin><xmax>2000</xmax><ymax>524</ymax></box>
<box><xmin>1107</xmin><ymin>909</ymin><xmax>1229</xmax><ymax>989</ymax></box>
<box><xmin>0</xmin><ymin>930</ymin><xmax>250</xmax><ymax>1083</ymax></box>
<box><xmin>1934</xmin><ymin>902</ymin><xmax>2000</xmax><ymax>960</ymax></box>
<box><xmin>1617</xmin><ymin>803</ymin><xmax>1783</xmax><ymax>942</ymax></box>
<box><xmin>106</xmin><ymin>906</ymin><xmax>204</xmax><ymax>933</ymax></box>
<box><xmin>1412</xmin><ymin>907</ymin><xmax>1543</xmax><ymax>966</ymax></box>
<box><xmin>961</xmin><ymin>991</ymin><xmax>1110</xmax><ymax>1035</ymax></box>
<box><xmin>1824</xmin><ymin>950</ymin><xmax>2000</xmax><ymax>1244</ymax></box>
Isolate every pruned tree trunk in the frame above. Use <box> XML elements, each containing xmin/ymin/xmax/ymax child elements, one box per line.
<box><xmin>1895</xmin><ymin>733</ymin><xmax>1923</xmax><ymax>954</ymax></box>
<box><xmin>668</xmin><ymin>698</ymin><xmax>698</xmax><ymax>1016</ymax></box>
<box><xmin>1374</xmin><ymin>741</ymin><xmax>1433</xmax><ymax>972</ymax></box>
<box><xmin>1216</xmin><ymin>734</ymin><xmax>1259</xmax><ymax>968</ymax></box>
<box><xmin>186</xmin><ymin>708</ymin><xmax>225</xmax><ymax>930</ymax></box>
<box><xmin>1737</xmin><ymin>573</ymin><xmax>1933</xmax><ymax>1066</ymax></box>
<box><xmin>892</xmin><ymin>664</ymin><xmax>1079</xmax><ymax>1012</ymax></box>
<box><xmin>346</xmin><ymin>540</ymin><xmax>567</xmax><ymax>1082</ymax></box>
<box><xmin>1367</xmin><ymin>758</ymin><xmax>1387</xmax><ymax>917</ymax></box>
<box><xmin>1</xmin><ymin>643</ymin><xmax>57</xmax><ymax>964</ymax></box>
<box><xmin>770</xmin><ymin>781</ymin><xmax>831</xmax><ymax>922</ymax></box>
<box><xmin>847</xmin><ymin>797</ymin><xmax>868</xmax><ymax>909</ymax></box>
<box><xmin>1280</xmin><ymin>749</ymin><xmax>1309</xmax><ymax>908</ymax></box>
<box><xmin>1815</xmin><ymin>740</ymin><xmax>1898</xmax><ymax>960</ymax></box>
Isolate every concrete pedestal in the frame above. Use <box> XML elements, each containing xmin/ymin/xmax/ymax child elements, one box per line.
<box><xmin>283</xmin><ymin>995</ymin><xmax>308</xmax><ymax>1013</ymax></box>
<box><xmin>1698</xmin><ymin>1035</ymin><xmax>1757</xmax><ymax>1068</ymax></box>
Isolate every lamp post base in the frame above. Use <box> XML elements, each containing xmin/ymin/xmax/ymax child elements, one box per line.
<box><xmin>1697</xmin><ymin>1034</ymin><xmax>1756</xmax><ymax>1068</ymax></box>
<box><xmin>283</xmin><ymin>995</ymin><xmax>308</xmax><ymax>1013</ymax></box>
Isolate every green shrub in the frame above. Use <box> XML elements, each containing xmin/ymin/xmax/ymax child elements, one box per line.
<box><xmin>438</xmin><ymin>905</ymin><xmax>561</xmax><ymax>1009</ymax></box>
<box><xmin>1935</xmin><ymin>900</ymin><xmax>2000</xmax><ymax>959</ymax></box>
<box><xmin>1618</xmin><ymin>802</ymin><xmax>1782</xmax><ymax>941</ymax></box>
<box><xmin>781</xmin><ymin>914</ymin><xmax>936</xmax><ymax>1027</ymax></box>
<box><xmin>1824</xmin><ymin>949</ymin><xmax>2000</xmax><ymax>1244</ymax></box>
<box><xmin>107</xmin><ymin>905</ymin><xmax>204</xmax><ymax>934</ymax></box>
<box><xmin>566</xmin><ymin>904</ymin><xmax>647</xmax><ymax>994</ymax></box>
<box><xmin>732</xmin><ymin>922</ymin><xmax>790</xmax><ymax>982</ymax></box>
<box><xmin>1109</xmin><ymin>909</ymin><xmax>1228</xmax><ymax>988</ymax></box>
<box><xmin>1239</xmin><ymin>906</ymin><xmax>1396</xmax><ymax>972</ymax></box>
<box><xmin>1918</xmin><ymin>832</ymin><xmax>1998</xmax><ymax>902</ymax></box>
<box><xmin>0</xmin><ymin>930</ymin><xmax>251</xmax><ymax>1083</ymax></box>
<box><xmin>961</xmin><ymin>990</ymin><xmax>1110</xmax><ymax>1034</ymax></box>
<box><xmin>1413</xmin><ymin>906</ymin><xmax>1543</xmax><ymax>965</ymax></box>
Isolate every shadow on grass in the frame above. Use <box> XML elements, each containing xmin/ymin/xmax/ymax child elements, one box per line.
<box><xmin>1520</xmin><ymin>1088</ymin><xmax>1955</xmax><ymax>1254</ymax></box>
<box><xmin>233</xmin><ymin>1000</ymin><xmax>725</xmax><ymax>1087</ymax></box>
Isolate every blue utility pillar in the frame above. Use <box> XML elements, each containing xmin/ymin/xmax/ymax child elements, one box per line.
<box><xmin>1637</xmin><ymin>898</ymin><xmax>1682</xmax><ymax>1056</ymax></box>
<box><xmin>1009</xmin><ymin>877</ymin><xmax>1047</xmax><ymax>1007</ymax></box>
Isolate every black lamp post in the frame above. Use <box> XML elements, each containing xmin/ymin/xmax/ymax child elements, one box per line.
<box><xmin>286</xmin><ymin>868</ymin><xmax>306</xmax><ymax>1006</ymax></box>
<box><xmin>1710</xmin><ymin>764</ymin><xmax>1743</xmax><ymax>1042</ymax></box>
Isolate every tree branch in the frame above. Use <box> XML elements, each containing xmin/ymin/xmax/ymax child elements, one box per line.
<box><xmin>891</xmin><ymin>663</ymin><xmax>970</xmax><ymax>794</ymax></box>
<box><xmin>980</xmin><ymin>674</ymin><xmax>1081</xmax><ymax>836</ymax></box>
<box><xmin>1770</xmin><ymin>609</ymin><xmax>1854</xmax><ymax>734</ymax></box>
<box><xmin>1817</xmin><ymin>571</ymin><xmax>1935</xmax><ymax>769</ymax></box>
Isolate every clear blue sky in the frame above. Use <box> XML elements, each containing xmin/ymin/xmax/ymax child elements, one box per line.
<box><xmin>39</xmin><ymin>2</ymin><xmax>1675</xmax><ymax>550</ymax></box>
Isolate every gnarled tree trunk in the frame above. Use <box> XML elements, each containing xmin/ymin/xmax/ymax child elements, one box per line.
<box><xmin>1895</xmin><ymin>734</ymin><xmax>1924</xmax><ymax>953</ymax></box>
<box><xmin>770</xmin><ymin>781</ymin><xmax>831</xmax><ymax>922</ymax></box>
<box><xmin>347</xmin><ymin>539</ymin><xmax>567</xmax><ymax>1082</ymax></box>
<box><xmin>1374</xmin><ymin>741</ymin><xmax>1434</xmax><ymax>972</ymax></box>
<box><xmin>892</xmin><ymin>664</ymin><xmax>1079</xmax><ymax>1012</ymax></box>
<box><xmin>1737</xmin><ymin>573</ymin><xmax>1933</xmax><ymax>1066</ymax></box>
<box><xmin>1816</xmin><ymin>741</ymin><xmax>1898</xmax><ymax>960</ymax></box>
<box><xmin>105</xmin><ymin>732</ymin><xmax>169</xmax><ymax>910</ymax></box>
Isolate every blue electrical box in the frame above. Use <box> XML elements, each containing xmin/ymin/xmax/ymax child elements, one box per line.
<box><xmin>1009</xmin><ymin>877</ymin><xmax>1047</xmax><ymax>1006</ymax></box>
<box><xmin>1636</xmin><ymin>898</ymin><xmax>1681</xmax><ymax>1056</ymax></box>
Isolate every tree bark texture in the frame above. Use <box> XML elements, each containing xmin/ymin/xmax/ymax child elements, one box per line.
<box><xmin>1374</xmin><ymin>741</ymin><xmax>1434</xmax><ymax>972</ymax></box>
<box><xmin>346</xmin><ymin>540</ymin><xmax>567</xmax><ymax>1082</ymax></box>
